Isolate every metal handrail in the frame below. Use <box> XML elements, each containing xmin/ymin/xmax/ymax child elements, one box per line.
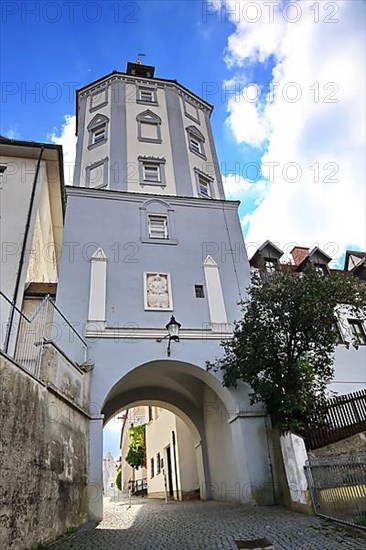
<box><xmin>1</xmin><ymin>289</ymin><xmax>87</xmax><ymax>372</ymax></box>
<box><xmin>49</xmin><ymin>297</ymin><xmax>87</xmax><ymax>346</ymax></box>
<box><xmin>0</xmin><ymin>290</ymin><xmax>31</xmax><ymax>323</ymax></box>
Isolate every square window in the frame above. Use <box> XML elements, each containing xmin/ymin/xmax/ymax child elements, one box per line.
<box><xmin>198</xmin><ymin>174</ymin><xmax>211</xmax><ymax>197</ymax></box>
<box><xmin>140</xmin><ymin>89</ymin><xmax>154</xmax><ymax>102</ymax></box>
<box><xmin>348</xmin><ymin>320</ymin><xmax>366</xmax><ymax>345</ymax></box>
<box><xmin>195</xmin><ymin>285</ymin><xmax>205</xmax><ymax>298</ymax></box>
<box><xmin>143</xmin><ymin>163</ymin><xmax>160</xmax><ymax>182</ymax></box>
<box><xmin>92</xmin><ymin>126</ymin><xmax>106</xmax><ymax>145</ymax></box>
<box><xmin>190</xmin><ymin>137</ymin><xmax>202</xmax><ymax>155</ymax></box>
<box><xmin>148</xmin><ymin>215</ymin><xmax>168</xmax><ymax>239</ymax></box>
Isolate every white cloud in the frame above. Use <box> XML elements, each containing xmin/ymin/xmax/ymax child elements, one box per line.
<box><xmin>4</xmin><ymin>125</ymin><xmax>21</xmax><ymax>139</ymax></box>
<box><xmin>223</xmin><ymin>173</ymin><xmax>267</xmax><ymax>201</ymax></box>
<box><xmin>48</xmin><ymin>114</ymin><xmax>77</xmax><ymax>186</ymax></box>
<box><xmin>223</xmin><ymin>0</ymin><xmax>366</xmax><ymax>261</ymax></box>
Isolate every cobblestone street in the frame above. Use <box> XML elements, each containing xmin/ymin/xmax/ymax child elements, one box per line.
<box><xmin>48</xmin><ymin>496</ymin><xmax>366</xmax><ymax>549</ymax></box>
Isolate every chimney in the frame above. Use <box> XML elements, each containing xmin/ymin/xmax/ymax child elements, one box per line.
<box><xmin>291</xmin><ymin>246</ymin><xmax>309</xmax><ymax>266</ymax></box>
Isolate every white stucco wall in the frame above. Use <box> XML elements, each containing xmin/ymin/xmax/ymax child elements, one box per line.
<box><xmin>145</xmin><ymin>408</ymin><xmax>178</xmax><ymax>498</ymax></box>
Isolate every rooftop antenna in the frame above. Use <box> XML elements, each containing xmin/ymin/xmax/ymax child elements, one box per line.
<box><xmin>136</xmin><ymin>52</ymin><xmax>146</xmax><ymax>65</ymax></box>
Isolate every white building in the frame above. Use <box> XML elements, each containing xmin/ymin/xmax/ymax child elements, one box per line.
<box><xmin>146</xmin><ymin>406</ymin><xmax>199</xmax><ymax>500</ymax></box>
<box><xmin>0</xmin><ymin>136</ymin><xmax>65</xmax><ymax>373</ymax></box>
<box><xmin>103</xmin><ymin>452</ymin><xmax>118</xmax><ymax>496</ymax></box>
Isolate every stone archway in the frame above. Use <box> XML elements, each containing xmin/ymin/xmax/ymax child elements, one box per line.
<box><xmin>88</xmin><ymin>359</ymin><xmax>261</xmax><ymax>520</ymax></box>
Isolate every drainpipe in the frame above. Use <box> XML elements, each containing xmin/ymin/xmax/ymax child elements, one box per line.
<box><xmin>172</xmin><ymin>430</ymin><xmax>180</xmax><ymax>501</ymax></box>
<box><xmin>4</xmin><ymin>146</ymin><xmax>44</xmax><ymax>353</ymax></box>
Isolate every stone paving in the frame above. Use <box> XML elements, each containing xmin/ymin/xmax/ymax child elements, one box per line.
<box><xmin>49</xmin><ymin>496</ymin><xmax>366</xmax><ymax>550</ymax></box>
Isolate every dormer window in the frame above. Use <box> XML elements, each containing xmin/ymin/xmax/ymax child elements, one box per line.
<box><xmin>87</xmin><ymin>113</ymin><xmax>109</xmax><ymax>149</ymax></box>
<box><xmin>348</xmin><ymin>320</ymin><xmax>366</xmax><ymax>345</ymax></box>
<box><xmin>264</xmin><ymin>258</ymin><xmax>278</xmax><ymax>273</ymax></box>
<box><xmin>314</xmin><ymin>263</ymin><xmax>328</xmax><ymax>276</ymax></box>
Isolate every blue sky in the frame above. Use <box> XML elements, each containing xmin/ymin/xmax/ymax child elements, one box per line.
<box><xmin>0</xmin><ymin>1</ymin><xmax>266</xmax><ymax>230</ymax></box>
<box><xmin>1</xmin><ymin>1</ymin><xmax>364</xmax><ymax>457</ymax></box>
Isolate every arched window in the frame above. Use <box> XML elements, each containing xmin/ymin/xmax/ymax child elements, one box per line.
<box><xmin>87</xmin><ymin>113</ymin><xmax>109</xmax><ymax>149</ymax></box>
<box><xmin>136</xmin><ymin>110</ymin><xmax>162</xmax><ymax>143</ymax></box>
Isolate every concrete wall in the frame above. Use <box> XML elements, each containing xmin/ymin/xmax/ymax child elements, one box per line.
<box><xmin>175</xmin><ymin>416</ymin><xmax>200</xmax><ymax>499</ymax></box>
<box><xmin>0</xmin><ymin>351</ymin><xmax>90</xmax><ymax>549</ymax></box>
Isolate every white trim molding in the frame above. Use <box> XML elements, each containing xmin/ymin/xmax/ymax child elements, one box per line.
<box><xmin>203</xmin><ymin>255</ymin><xmax>228</xmax><ymax>324</ymax></box>
<box><xmin>88</xmin><ymin>248</ymin><xmax>107</xmax><ymax>322</ymax></box>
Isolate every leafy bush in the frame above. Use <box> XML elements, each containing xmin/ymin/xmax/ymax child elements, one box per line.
<box><xmin>115</xmin><ymin>468</ymin><xmax>122</xmax><ymax>491</ymax></box>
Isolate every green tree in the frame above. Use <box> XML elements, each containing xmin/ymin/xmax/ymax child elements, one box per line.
<box><xmin>125</xmin><ymin>424</ymin><xmax>146</xmax><ymax>470</ymax></box>
<box><xmin>115</xmin><ymin>468</ymin><xmax>122</xmax><ymax>491</ymax></box>
<box><xmin>208</xmin><ymin>266</ymin><xmax>366</xmax><ymax>432</ymax></box>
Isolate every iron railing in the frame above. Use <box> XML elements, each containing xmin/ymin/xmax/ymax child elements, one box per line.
<box><xmin>0</xmin><ymin>291</ymin><xmax>87</xmax><ymax>377</ymax></box>
<box><xmin>305</xmin><ymin>453</ymin><xmax>366</xmax><ymax>529</ymax></box>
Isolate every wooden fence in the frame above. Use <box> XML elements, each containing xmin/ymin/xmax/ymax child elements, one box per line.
<box><xmin>305</xmin><ymin>389</ymin><xmax>366</xmax><ymax>450</ymax></box>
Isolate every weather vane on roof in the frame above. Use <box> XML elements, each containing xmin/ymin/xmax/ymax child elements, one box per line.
<box><xmin>136</xmin><ymin>53</ymin><xmax>146</xmax><ymax>65</ymax></box>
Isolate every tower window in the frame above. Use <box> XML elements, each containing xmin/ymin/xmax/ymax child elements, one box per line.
<box><xmin>143</xmin><ymin>163</ymin><xmax>160</xmax><ymax>182</ymax></box>
<box><xmin>195</xmin><ymin>285</ymin><xmax>205</xmax><ymax>298</ymax></box>
<box><xmin>92</xmin><ymin>126</ymin><xmax>106</xmax><ymax>145</ymax></box>
<box><xmin>348</xmin><ymin>320</ymin><xmax>366</xmax><ymax>345</ymax></box>
<box><xmin>140</xmin><ymin>89</ymin><xmax>153</xmax><ymax>102</ymax></box>
<box><xmin>186</xmin><ymin>126</ymin><xmax>206</xmax><ymax>159</ymax></box>
<box><xmin>198</xmin><ymin>174</ymin><xmax>211</xmax><ymax>197</ymax></box>
<box><xmin>87</xmin><ymin>113</ymin><xmax>109</xmax><ymax>149</ymax></box>
<box><xmin>148</xmin><ymin>215</ymin><xmax>168</xmax><ymax>239</ymax></box>
<box><xmin>189</xmin><ymin>137</ymin><xmax>202</xmax><ymax>155</ymax></box>
<box><xmin>137</xmin><ymin>85</ymin><xmax>158</xmax><ymax>105</ymax></box>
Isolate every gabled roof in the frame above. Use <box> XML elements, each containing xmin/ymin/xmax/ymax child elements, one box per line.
<box><xmin>250</xmin><ymin>240</ymin><xmax>284</xmax><ymax>264</ymax></box>
<box><xmin>344</xmin><ymin>250</ymin><xmax>366</xmax><ymax>272</ymax></box>
<box><xmin>295</xmin><ymin>246</ymin><xmax>332</xmax><ymax>271</ymax></box>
